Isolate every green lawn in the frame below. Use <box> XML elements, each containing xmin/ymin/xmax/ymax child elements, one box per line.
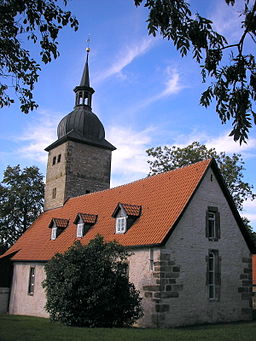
<box><xmin>0</xmin><ymin>315</ymin><xmax>256</xmax><ymax>341</ymax></box>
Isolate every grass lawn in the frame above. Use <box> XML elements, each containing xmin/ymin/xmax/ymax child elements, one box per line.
<box><xmin>0</xmin><ymin>315</ymin><xmax>256</xmax><ymax>341</ymax></box>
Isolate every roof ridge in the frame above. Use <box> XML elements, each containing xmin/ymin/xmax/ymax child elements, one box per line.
<box><xmin>66</xmin><ymin>158</ymin><xmax>213</xmax><ymax>202</ymax></box>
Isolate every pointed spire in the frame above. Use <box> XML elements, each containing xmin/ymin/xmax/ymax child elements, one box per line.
<box><xmin>80</xmin><ymin>48</ymin><xmax>90</xmax><ymax>87</ymax></box>
<box><xmin>73</xmin><ymin>43</ymin><xmax>94</xmax><ymax>108</ymax></box>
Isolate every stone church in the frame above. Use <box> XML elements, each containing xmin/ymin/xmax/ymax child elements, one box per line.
<box><xmin>0</xmin><ymin>51</ymin><xmax>254</xmax><ymax>327</ymax></box>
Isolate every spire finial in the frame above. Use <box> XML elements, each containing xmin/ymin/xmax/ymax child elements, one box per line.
<box><xmin>79</xmin><ymin>37</ymin><xmax>91</xmax><ymax>88</ymax></box>
<box><xmin>73</xmin><ymin>38</ymin><xmax>95</xmax><ymax>108</ymax></box>
<box><xmin>86</xmin><ymin>37</ymin><xmax>90</xmax><ymax>56</ymax></box>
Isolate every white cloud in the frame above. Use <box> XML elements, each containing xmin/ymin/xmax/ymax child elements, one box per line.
<box><xmin>108</xmin><ymin>125</ymin><xmax>154</xmax><ymax>187</ymax></box>
<box><xmin>245</xmin><ymin>213</ymin><xmax>256</xmax><ymax>222</ymax></box>
<box><xmin>95</xmin><ymin>37</ymin><xmax>155</xmax><ymax>83</ymax></box>
<box><xmin>16</xmin><ymin>109</ymin><xmax>62</xmax><ymax>163</ymax></box>
<box><xmin>244</xmin><ymin>200</ymin><xmax>256</xmax><ymax>209</ymax></box>
<box><xmin>210</xmin><ymin>0</ymin><xmax>244</xmax><ymax>42</ymax></box>
<box><xmin>169</xmin><ymin>130</ymin><xmax>256</xmax><ymax>158</ymax></box>
<box><xmin>243</xmin><ymin>199</ymin><xmax>256</xmax><ymax>229</ymax></box>
<box><xmin>16</xmin><ymin>112</ymin><xmax>154</xmax><ymax>188</ymax></box>
<box><xmin>133</xmin><ymin>68</ymin><xmax>185</xmax><ymax>111</ymax></box>
<box><xmin>205</xmin><ymin>134</ymin><xmax>256</xmax><ymax>155</ymax></box>
<box><xmin>160</xmin><ymin>69</ymin><xmax>184</xmax><ymax>97</ymax></box>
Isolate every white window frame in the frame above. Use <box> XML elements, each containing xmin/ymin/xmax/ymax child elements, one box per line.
<box><xmin>77</xmin><ymin>223</ymin><xmax>84</xmax><ymax>238</ymax></box>
<box><xmin>116</xmin><ymin>217</ymin><xmax>127</xmax><ymax>234</ymax></box>
<box><xmin>208</xmin><ymin>211</ymin><xmax>216</xmax><ymax>240</ymax></box>
<box><xmin>51</xmin><ymin>226</ymin><xmax>57</xmax><ymax>240</ymax></box>
<box><xmin>208</xmin><ymin>251</ymin><xmax>216</xmax><ymax>300</ymax></box>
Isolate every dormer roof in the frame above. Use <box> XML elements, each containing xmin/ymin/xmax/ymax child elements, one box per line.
<box><xmin>112</xmin><ymin>203</ymin><xmax>142</xmax><ymax>218</ymax></box>
<box><xmin>74</xmin><ymin>213</ymin><xmax>98</xmax><ymax>225</ymax></box>
<box><xmin>49</xmin><ymin>218</ymin><xmax>69</xmax><ymax>229</ymax></box>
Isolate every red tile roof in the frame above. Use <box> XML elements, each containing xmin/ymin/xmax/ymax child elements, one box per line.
<box><xmin>121</xmin><ymin>203</ymin><xmax>142</xmax><ymax>216</ymax></box>
<box><xmin>112</xmin><ymin>203</ymin><xmax>142</xmax><ymax>217</ymax></box>
<box><xmin>49</xmin><ymin>218</ymin><xmax>69</xmax><ymax>229</ymax></box>
<box><xmin>2</xmin><ymin>159</ymin><xmax>244</xmax><ymax>262</ymax></box>
<box><xmin>76</xmin><ymin>213</ymin><xmax>98</xmax><ymax>224</ymax></box>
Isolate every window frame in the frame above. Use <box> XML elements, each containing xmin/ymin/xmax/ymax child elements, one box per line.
<box><xmin>115</xmin><ymin>216</ymin><xmax>127</xmax><ymax>234</ymax></box>
<box><xmin>51</xmin><ymin>226</ymin><xmax>57</xmax><ymax>240</ymax></box>
<box><xmin>28</xmin><ymin>267</ymin><xmax>35</xmax><ymax>295</ymax></box>
<box><xmin>208</xmin><ymin>251</ymin><xmax>216</xmax><ymax>300</ymax></box>
<box><xmin>77</xmin><ymin>223</ymin><xmax>84</xmax><ymax>238</ymax></box>
<box><xmin>206</xmin><ymin>207</ymin><xmax>220</xmax><ymax>241</ymax></box>
<box><xmin>206</xmin><ymin>249</ymin><xmax>221</xmax><ymax>301</ymax></box>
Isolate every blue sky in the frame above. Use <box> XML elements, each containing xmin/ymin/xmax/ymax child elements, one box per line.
<box><xmin>0</xmin><ymin>0</ymin><xmax>255</xmax><ymax>229</ymax></box>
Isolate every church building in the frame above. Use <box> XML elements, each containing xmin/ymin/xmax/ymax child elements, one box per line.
<box><xmin>0</xmin><ymin>50</ymin><xmax>254</xmax><ymax>327</ymax></box>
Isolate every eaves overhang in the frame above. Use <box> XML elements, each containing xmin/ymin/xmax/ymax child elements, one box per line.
<box><xmin>45</xmin><ymin>130</ymin><xmax>116</xmax><ymax>152</ymax></box>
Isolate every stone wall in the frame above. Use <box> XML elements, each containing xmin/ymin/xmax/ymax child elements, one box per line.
<box><xmin>0</xmin><ymin>287</ymin><xmax>10</xmax><ymax>313</ymax></box>
<box><xmin>9</xmin><ymin>263</ymin><xmax>48</xmax><ymax>318</ymax></box>
<box><xmin>44</xmin><ymin>140</ymin><xmax>112</xmax><ymax>211</ymax></box>
<box><xmin>64</xmin><ymin>140</ymin><xmax>112</xmax><ymax>199</ymax></box>
<box><xmin>144</xmin><ymin>167</ymin><xmax>252</xmax><ymax>327</ymax></box>
<box><xmin>44</xmin><ymin>143</ymin><xmax>67</xmax><ymax>211</ymax></box>
<box><xmin>8</xmin><ymin>168</ymin><xmax>252</xmax><ymax>326</ymax></box>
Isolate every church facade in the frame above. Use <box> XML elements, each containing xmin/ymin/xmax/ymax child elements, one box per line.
<box><xmin>1</xmin><ymin>51</ymin><xmax>254</xmax><ymax>327</ymax></box>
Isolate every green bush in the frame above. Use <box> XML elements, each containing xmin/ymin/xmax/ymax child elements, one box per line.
<box><xmin>42</xmin><ymin>235</ymin><xmax>143</xmax><ymax>327</ymax></box>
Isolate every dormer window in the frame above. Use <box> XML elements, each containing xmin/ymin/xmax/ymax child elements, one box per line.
<box><xmin>112</xmin><ymin>203</ymin><xmax>142</xmax><ymax>234</ymax></box>
<box><xmin>74</xmin><ymin>213</ymin><xmax>97</xmax><ymax>238</ymax></box>
<box><xmin>77</xmin><ymin>223</ymin><xmax>84</xmax><ymax>238</ymax></box>
<box><xmin>116</xmin><ymin>217</ymin><xmax>127</xmax><ymax>234</ymax></box>
<box><xmin>51</xmin><ymin>227</ymin><xmax>57</xmax><ymax>240</ymax></box>
<box><xmin>49</xmin><ymin>218</ymin><xmax>69</xmax><ymax>240</ymax></box>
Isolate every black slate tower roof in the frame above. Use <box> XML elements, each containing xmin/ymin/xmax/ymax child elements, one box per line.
<box><xmin>45</xmin><ymin>49</ymin><xmax>115</xmax><ymax>152</ymax></box>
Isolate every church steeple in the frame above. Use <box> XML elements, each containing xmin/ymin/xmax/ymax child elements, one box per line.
<box><xmin>74</xmin><ymin>47</ymin><xmax>95</xmax><ymax>108</ymax></box>
<box><xmin>44</xmin><ymin>48</ymin><xmax>116</xmax><ymax>211</ymax></box>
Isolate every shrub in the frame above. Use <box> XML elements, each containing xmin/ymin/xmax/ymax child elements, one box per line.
<box><xmin>42</xmin><ymin>235</ymin><xmax>143</xmax><ymax>327</ymax></box>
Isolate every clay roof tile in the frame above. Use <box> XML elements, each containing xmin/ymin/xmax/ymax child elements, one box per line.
<box><xmin>2</xmin><ymin>159</ymin><xmax>213</xmax><ymax>261</ymax></box>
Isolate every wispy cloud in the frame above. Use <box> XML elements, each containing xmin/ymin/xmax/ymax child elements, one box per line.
<box><xmin>15</xmin><ymin>112</ymin><xmax>153</xmax><ymax>188</ymax></box>
<box><xmin>16</xmin><ymin>109</ymin><xmax>62</xmax><ymax>163</ymax></box>
<box><xmin>108</xmin><ymin>125</ymin><xmax>154</xmax><ymax>187</ymax></box>
<box><xmin>204</xmin><ymin>134</ymin><xmax>256</xmax><ymax>156</ymax></box>
<box><xmin>132</xmin><ymin>67</ymin><xmax>186</xmax><ymax>111</ymax></box>
<box><xmin>94</xmin><ymin>37</ymin><xmax>155</xmax><ymax>83</ymax></box>
<box><xmin>169</xmin><ymin>129</ymin><xmax>256</xmax><ymax>158</ymax></box>
<box><xmin>210</xmin><ymin>0</ymin><xmax>244</xmax><ymax>42</ymax></box>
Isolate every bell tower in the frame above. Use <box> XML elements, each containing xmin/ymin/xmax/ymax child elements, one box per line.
<box><xmin>44</xmin><ymin>48</ymin><xmax>116</xmax><ymax>211</ymax></box>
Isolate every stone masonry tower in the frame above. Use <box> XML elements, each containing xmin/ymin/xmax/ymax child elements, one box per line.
<box><xmin>44</xmin><ymin>49</ymin><xmax>116</xmax><ymax>210</ymax></box>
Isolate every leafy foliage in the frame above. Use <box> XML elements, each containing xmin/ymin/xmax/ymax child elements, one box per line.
<box><xmin>146</xmin><ymin>142</ymin><xmax>255</xmax><ymax>211</ymax></box>
<box><xmin>0</xmin><ymin>0</ymin><xmax>78</xmax><ymax>113</ymax></box>
<box><xmin>0</xmin><ymin>165</ymin><xmax>44</xmax><ymax>249</ymax></box>
<box><xmin>43</xmin><ymin>235</ymin><xmax>143</xmax><ymax>327</ymax></box>
<box><xmin>242</xmin><ymin>217</ymin><xmax>256</xmax><ymax>247</ymax></box>
<box><xmin>135</xmin><ymin>0</ymin><xmax>256</xmax><ymax>143</ymax></box>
